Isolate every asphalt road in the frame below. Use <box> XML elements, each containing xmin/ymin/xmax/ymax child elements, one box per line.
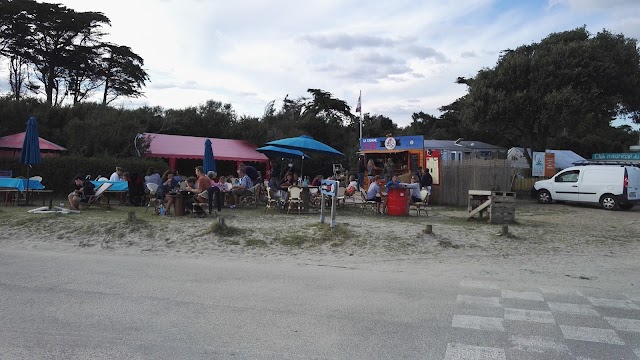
<box><xmin>1</xmin><ymin>249</ymin><xmax>639</xmax><ymax>359</ymax></box>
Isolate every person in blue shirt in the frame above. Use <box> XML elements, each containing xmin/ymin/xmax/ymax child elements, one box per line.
<box><xmin>386</xmin><ymin>175</ymin><xmax>401</xmax><ymax>189</ymax></box>
<box><xmin>229</xmin><ymin>168</ymin><xmax>253</xmax><ymax>208</ymax></box>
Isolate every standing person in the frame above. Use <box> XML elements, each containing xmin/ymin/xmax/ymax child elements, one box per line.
<box><xmin>366</xmin><ymin>159</ymin><xmax>377</xmax><ymax>185</ymax></box>
<box><xmin>421</xmin><ymin>168</ymin><xmax>433</xmax><ymax>204</ymax></box>
<box><xmin>109</xmin><ymin>167</ymin><xmax>123</xmax><ymax>181</ymax></box>
<box><xmin>357</xmin><ymin>155</ymin><xmax>366</xmax><ymax>191</ymax></box>
<box><xmin>144</xmin><ymin>167</ymin><xmax>162</xmax><ymax>187</ymax></box>
<box><xmin>68</xmin><ymin>174</ymin><xmax>95</xmax><ymax>210</ymax></box>
<box><xmin>269</xmin><ymin>161</ymin><xmax>281</xmax><ymax>189</ymax></box>
<box><xmin>384</xmin><ymin>158</ymin><xmax>395</xmax><ymax>182</ymax></box>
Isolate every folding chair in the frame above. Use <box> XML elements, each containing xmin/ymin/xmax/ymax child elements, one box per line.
<box><xmin>79</xmin><ymin>183</ymin><xmax>113</xmax><ymax>209</ymax></box>
<box><xmin>145</xmin><ymin>183</ymin><xmax>161</xmax><ymax>213</ymax></box>
<box><xmin>359</xmin><ymin>191</ymin><xmax>377</xmax><ymax>214</ymax></box>
<box><xmin>265</xmin><ymin>186</ymin><xmax>280</xmax><ymax>213</ymax></box>
<box><xmin>239</xmin><ymin>183</ymin><xmax>261</xmax><ymax>207</ymax></box>
<box><xmin>409</xmin><ymin>189</ymin><xmax>429</xmax><ymax>216</ymax></box>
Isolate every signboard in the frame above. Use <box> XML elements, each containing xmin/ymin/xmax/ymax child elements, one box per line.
<box><xmin>425</xmin><ymin>149</ymin><xmax>440</xmax><ymax>185</ymax></box>
<box><xmin>544</xmin><ymin>153</ymin><xmax>555</xmax><ymax>177</ymax></box>
<box><xmin>592</xmin><ymin>153</ymin><xmax>640</xmax><ymax>161</ymax></box>
<box><xmin>360</xmin><ymin>135</ymin><xmax>424</xmax><ymax>151</ymax></box>
<box><xmin>410</xmin><ymin>153</ymin><xmax>419</xmax><ymax>171</ymax></box>
<box><xmin>532</xmin><ymin>152</ymin><xmax>545</xmax><ymax>177</ymax></box>
<box><xmin>319</xmin><ymin>179</ymin><xmax>338</xmax><ymax>229</ymax></box>
<box><xmin>320</xmin><ymin>179</ymin><xmax>338</xmax><ymax>197</ymax></box>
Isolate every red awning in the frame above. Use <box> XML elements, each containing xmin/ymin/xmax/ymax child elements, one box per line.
<box><xmin>0</xmin><ymin>132</ymin><xmax>67</xmax><ymax>151</ymax></box>
<box><xmin>143</xmin><ymin>133</ymin><xmax>268</xmax><ymax>162</ymax></box>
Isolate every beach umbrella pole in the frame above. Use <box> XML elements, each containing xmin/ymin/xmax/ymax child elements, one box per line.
<box><xmin>25</xmin><ymin>165</ymin><xmax>30</xmax><ymax>206</ymax></box>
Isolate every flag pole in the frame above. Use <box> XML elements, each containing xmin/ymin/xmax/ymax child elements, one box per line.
<box><xmin>357</xmin><ymin>90</ymin><xmax>362</xmax><ymax>143</ymax></box>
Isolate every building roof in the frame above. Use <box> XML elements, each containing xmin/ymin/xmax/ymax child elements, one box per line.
<box><xmin>424</xmin><ymin>139</ymin><xmax>504</xmax><ymax>151</ymax></box>
<box><xmin>0</xmin><ymin>132</ymin><xmax>67</xmax><ymax>151</ymax></box>
<box><xmin>143</xmin><ymin>133</ymin><xmax>269</xmax><ymax>162</ymax></box>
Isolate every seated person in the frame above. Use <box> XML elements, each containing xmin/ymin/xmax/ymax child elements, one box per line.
<box><xmin>311</xmin><ymin>175</ymin><xmax>323</xmax><ymax>187</ymax></box>
<box><xmin>144</xmin><ymin>167</ymin><xmax>162</xmax><ymax>187</ymax></box>
<box><xmin>404</xmin><ymin>175</ymin><xmax>423</xmax><ymax>203</ymax></box>
<box><xmin>186</xmin><ymin>166</ymin><xmax>211</xmax><ymax>214</ymax></box>
<box><xmin>345</xmin><ymin>175</ymin><xmax>358</xmax><ymax>196</ymax></box>
<box><xmin>229</xmin><ymin>168</ymin><xmax>254</xmax><ymax>208</ymax></box>
<box><xmin>366</xmin><ymin>175</ymin><xmax>385</xmax><ymax>214</ymax></box>
<box><xmin>68</xmin><ymin>174</ymin><xmax>96</xmax><ymax>210</ymax></box>
<box><xmin>165</xmin><ymin>176</ymin><xmax>196</xmax><ymax>214</ymax></box>
<box><xmin>279</xmin><ymin>172</ymin><xmax>294</xmax><ymax>200</ymax></box>
<box><xmin>109</xmin><ymin>167</ymin><xmax>123</xmax><ymax>181</ymax></box>
<box><xmin>386</xmin><ymin>175</ymin><xmax>401</xmax><ymax>189</ymax></box>
<box><xmin>206</xmin><ymin>171</ymin><xmax>224</xmax><ymax>213</ymax></box>
<box><xmin>160</xmin><ymin>170</ymin><xmax>178</xmax><ymax>214</ymax></box>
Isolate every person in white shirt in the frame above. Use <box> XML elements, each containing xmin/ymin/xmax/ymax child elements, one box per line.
<box><xmin>109</xmin><ymin>167</ymin><xmax>123</xmax><ymax>181</ymax></box>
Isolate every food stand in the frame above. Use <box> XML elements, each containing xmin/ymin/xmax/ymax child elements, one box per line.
<box><xmin>360</xmin><ymin>135</ymin><xmax>425</xmax><ymax>184</ymax></box>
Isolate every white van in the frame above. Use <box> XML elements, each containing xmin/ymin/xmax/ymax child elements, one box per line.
<box><xmin>533</xmin><ymin>165</ymin><xmax>640</xmax><ymax>210</ymax></box>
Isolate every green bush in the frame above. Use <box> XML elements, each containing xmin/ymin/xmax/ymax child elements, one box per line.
<box><xmin>0</xmin><ymin>155</ymin><xmax>169</xmax><ymax>194</ymax></box>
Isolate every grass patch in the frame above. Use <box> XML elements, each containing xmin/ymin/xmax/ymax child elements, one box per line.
<box><xmin>275</xmin><ymin>223</ymin><xmax>355</xmax><ymax>247</ymax></box>
<box><xmin>244</xmin><ymin>239</ymin><xmax>268</xmax><ymax>247</ymax></box>
<box><xmin>207</xmin><ymin>222</ymin><xmax>245</xmax><ymax>237</ymax></box>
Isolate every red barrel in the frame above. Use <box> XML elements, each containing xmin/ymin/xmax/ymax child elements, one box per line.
<box><xmin>386</xmin><ymin>188</ymin><xmax>409</xmax><ymax>216</ymax></box>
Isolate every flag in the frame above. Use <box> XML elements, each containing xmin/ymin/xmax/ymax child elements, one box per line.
<box><xmin>356</xmin><ymin>93</ymin><xmax>361</xmax><ymax>113</ymax></box>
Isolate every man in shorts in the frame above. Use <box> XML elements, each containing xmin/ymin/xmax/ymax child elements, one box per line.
<box><xmin>68</xmin><ymin>174</ymin><xmax>95</xmax><ymax>210</ymax></box>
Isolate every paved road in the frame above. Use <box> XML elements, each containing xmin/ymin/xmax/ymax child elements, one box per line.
<box><xmin>1</xmin><ymin>249</ymin><xmax>639</xmax><ymax>359</ymax></box>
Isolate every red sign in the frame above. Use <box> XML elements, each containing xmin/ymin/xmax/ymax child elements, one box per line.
<box><xmin>544</xmin><ymin>153</ymin><xmax>555</xmax><ymax>177</ymax></box>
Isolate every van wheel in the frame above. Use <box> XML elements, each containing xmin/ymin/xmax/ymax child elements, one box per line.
<box><xmin>619</xmin><ymin>204</ymin><xmax>634</xmax><ymax>210</ymax></box>
<box><xmin>537</xmin><ymin>190</ymin><xmax>552</xmax><ymax>204</ymax></box>
<box><xmin>600</xmin><ymin>194</ymin><xmax>619</xmax><ymax>210</ymax></box>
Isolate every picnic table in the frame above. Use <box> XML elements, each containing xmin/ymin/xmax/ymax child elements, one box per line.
<box><xmin>0</xmin><ymin>178</ymin><xmax>52</xmax><ymax>207</ymax></box>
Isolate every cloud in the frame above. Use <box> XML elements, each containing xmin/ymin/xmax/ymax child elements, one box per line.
<box><xmin>360</xmin><ymin>53</ymin><xmax>399</xmax><ymax>65</ymax></box>
<box><xmin>402</xmin><ymin>45</ymin><xmax>448</xmax><ymax>63</ymax></box>
<box><xmin>299</xmin><ymin>33</ymin><xmax>404</xmax><ymax>50</ymax></box>
<box><xmin>461</xmin><ymin>51</ymin><xmax>478</xmax><ymax>58</ymax></box>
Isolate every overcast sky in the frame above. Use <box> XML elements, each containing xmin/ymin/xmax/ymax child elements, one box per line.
<box><xmin>13</xmin><ymin>0</ymin><xmax>640</xmax><ymax>127</ymax></box>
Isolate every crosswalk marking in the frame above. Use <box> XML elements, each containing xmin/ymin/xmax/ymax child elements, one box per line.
<box><xmin>444</xmin><ymin>343</ymin><xmax>506</xmax><ymax>360</ymax></box>
<box><xmin>504</xmin><ymin>308</ymin><xmax>555</xmax><ymax>323</ymax></box>
<box><xmin>452</xmin><ymin>315</ymin><xmax>505</xmax><ymax>332</ymax></box>
<box><xmin>559</xmin><ymin>325</ymin><xmax>625</xmax><ymax>345</ymax></box>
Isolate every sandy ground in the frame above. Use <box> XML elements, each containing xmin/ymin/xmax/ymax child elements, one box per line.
<box><xmin>2</xmin><ymin>198</ymin><xmax>639</xmax><ymax>282</ymax></box>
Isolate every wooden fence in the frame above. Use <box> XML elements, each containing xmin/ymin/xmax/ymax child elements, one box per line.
<box><xmin>432</xmin><ymin>159</ymin><xmax>514</xmax><ymax>207</ymax></box>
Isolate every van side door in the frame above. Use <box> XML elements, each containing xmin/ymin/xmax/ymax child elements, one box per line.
<box><xmin>579</xmin><ymin>168</ymin><xmax>619</xmax><ymax>203</ymax></box>
<box><xmin>552</xmin><ymin>169</ymin><xmax>581</xmax><ymax>201</ymax></box>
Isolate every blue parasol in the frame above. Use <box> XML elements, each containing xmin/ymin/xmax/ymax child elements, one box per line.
<box><xmin>265</xmin><ymin>135</ymin><xmax>344</xmax><ymax>156</ymax></box>
<box><xmin>203</xmin><ymin>139</ymin><xmax>216</xmax><ymax>173</ymax></box>
<box><xmin>256</xmin><ymin>145</ymin><xmax>311</xmax><ymax>160</ymax></box>
<box><xmin>20</xmin><ymin>117</ymin><xmax>42</xmax><ymax>206</ymax></box>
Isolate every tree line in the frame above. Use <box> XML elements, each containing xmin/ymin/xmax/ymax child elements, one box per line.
<box><xmin>0</xmin><ymin>0</ymin><xmax>148</xmax><ymax>106</ymax></box>
<box><xmin>1</xmin><ymin>10</ymin><xmax>639</xmax><ymax>170</ymax></box>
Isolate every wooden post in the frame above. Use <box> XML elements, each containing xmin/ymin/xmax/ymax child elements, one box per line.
<box><xmin>424</xmin><ymin>224</ymin><xmax>433</xmax><ymax>234</ymax></box>
<box><xmin>218</xmin><ymin>217</ymin><xmax>225</xmax><ymax>227</ymax></box>
<box><xmin>501</xmin><ymin>225</ymin><xmax>508</xmax><ymax>236</ymax></box>
<box><xmin>128</xmin><ymin>211</ymin><xmax>136</xmax><ymax>221</ymax></box>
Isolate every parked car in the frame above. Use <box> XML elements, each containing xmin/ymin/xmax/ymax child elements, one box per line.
<box><xmin>532</xmin><ymin>164</ymin><xmax>640</xmax><ymax>210</ymax></box>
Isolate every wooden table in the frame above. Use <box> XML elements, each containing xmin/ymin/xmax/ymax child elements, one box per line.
<box><xmin>169</xmin><ymin>193</ymin><xmax>192</xmax><ymax>216</ymax></box>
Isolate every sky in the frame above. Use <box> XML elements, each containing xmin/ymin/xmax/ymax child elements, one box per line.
<box><xmin>5</xmin><ymin>0</ymin><xmax>640</xmax><ymax>128</ymax></box>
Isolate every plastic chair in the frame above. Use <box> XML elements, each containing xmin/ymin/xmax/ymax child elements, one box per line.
<box><xmin>287</xmin><ymin>186</ymin><xmax>303</xmax><ymax>214</ymax></box>
<box><xmin>265</xmin><ymin>186</ymin><xmax>280</xmax><ymax>213</ymax></box>
<box><xmin>29</xmin><ymin>176</ymin><xmax>42</xmax><ymax>182</ymax></box>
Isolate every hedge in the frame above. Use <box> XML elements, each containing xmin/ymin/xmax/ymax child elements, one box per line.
<box><xmin>0</xmin><ymin>155</ymin><xmax>169</xmax><ymax>195</ymax></box>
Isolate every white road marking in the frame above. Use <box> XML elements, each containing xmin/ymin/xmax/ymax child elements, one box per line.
<box><xmin>559</xmin><ymin>325</ymin><xmax>625</xmax><ymax>345</ymax></box>
<box><xmin>588</xmin><ymin>297</ymin><xmax>640</xmax><ymax>310</ymax></box>
<box><xmin>604</xmin><ymin>317</ymin><xmax>640</xmax><ymax>333</ymax></box>
<box><xmin>504</xmin><ymin>308</ymin><xmax>555</xmax><ymax>324</ymax></box>
<box><xmin>510</xmin><ymin>335</ymin><xmax>570</xmax><ymax>354</ymax></box>
<box><xmin>501</xmin><ymin>290</ymin><xmax>544</xmax><ymax>302</ymax></box>
<box><xmin>548</xmin><ymin>302</ymin><xmax>599</xmax><ymax>316</ymax></box>
<box><xmin>452</xmin><ymin>315</ymin><xmax>505</xmax><ymax>332</ymax></box>
<box><xmin>539</xmin><ymin>287</ymin><xmax>583</xmax><ymax>296</ymax></box>
<box><xmin>444</xmin><ymin>343</ymin><xmax>506</xmax><ymax>360</ymax></box>
<box><xmin>457</xmin><ymin>295</ymin><xmax>501</xmax><ymax>308</ymax></box>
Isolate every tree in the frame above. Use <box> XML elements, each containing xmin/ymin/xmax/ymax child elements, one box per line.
<box><xmin>99</xmin><ymin>44</ymin><xmax>149</xmax><ymax>105</ymax></box>
<box><xmin>10</xmin><ymin>1</ymin><xmax>110</xmax><ymax>106</ymax></box>
<box><xmin>457</xmin><ymin>27</ymin><xmax>640</xmax><ymax>167</ymax></box>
